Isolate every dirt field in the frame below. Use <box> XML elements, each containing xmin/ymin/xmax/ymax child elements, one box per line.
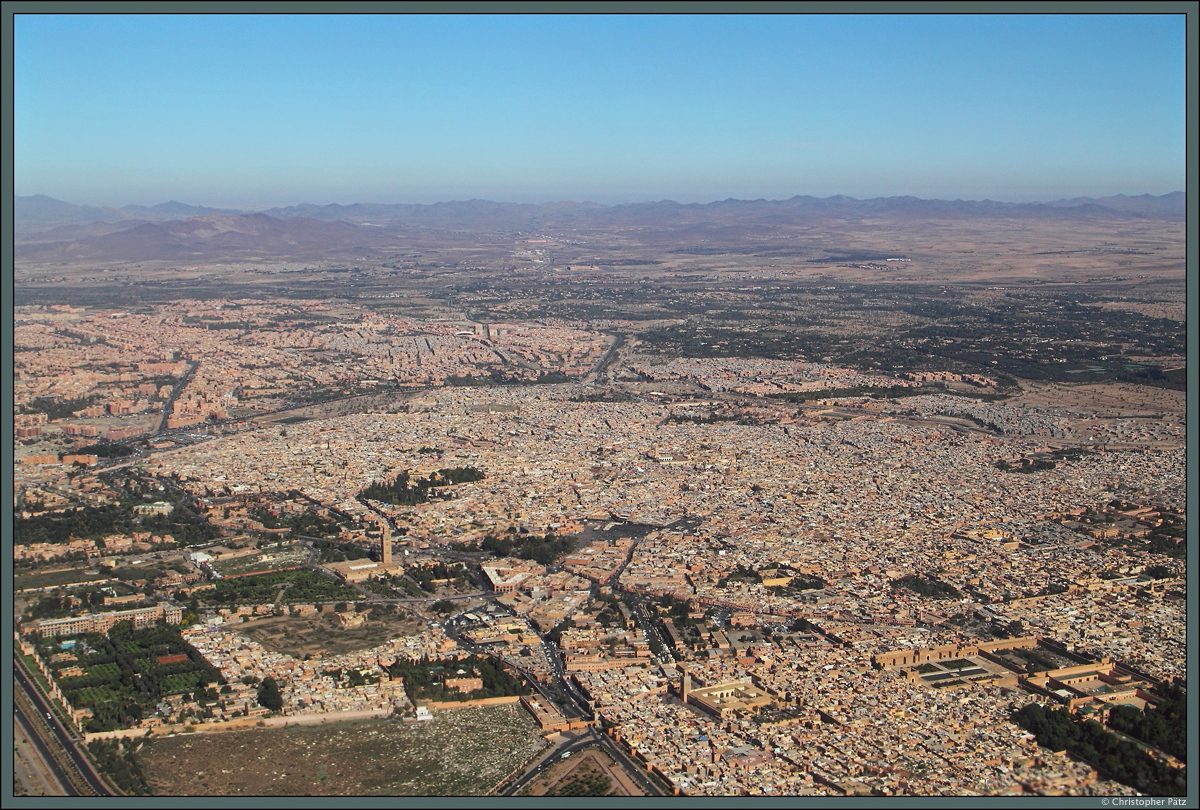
<box><xmin>137</xmin><ymin>704</ymin><xmax>547</xmax><ymax>796</ymax></box>
<box><xmin>1008</xmin><ymin>381</ymin><xmax>1186</xmax><ymax>419</ymax></box>
<box><xmin>236</xmin><ymin>608</ymin><xmax>427</xmax><ymax>658</ymax></box>
<box><xmin>13</xmin><ymin>565</ymin><xmax>108</xmax><ymax>592</ymax></box>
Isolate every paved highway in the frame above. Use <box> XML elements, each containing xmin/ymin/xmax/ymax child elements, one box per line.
<box><xmin>156</xmin><ymin>359</ymin><xmax>201</xmax><ymax>434</ymax></box>
<box><xmin>14</xmin><ymin>705</ymin><xmax>76</xmax><ymax>796</ymax></box>
<box><xmin>14</xmin><ymin>663</ymin><xmax>112</xmax><ymax>796</ymax></box>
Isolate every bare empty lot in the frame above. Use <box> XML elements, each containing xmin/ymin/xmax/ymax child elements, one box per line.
<box><xmin>236</xmin><ymin>608</ymin><xmax>427</xmax><ymax>658</ymax></box>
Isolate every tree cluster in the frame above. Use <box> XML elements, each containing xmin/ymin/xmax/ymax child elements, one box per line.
<box><xmin>76</xmin><ymin>442</ymin><xmax>135</xmax><ymax>458</ymax></box>
<box><xmin>1105</xmin><ymin>678</ymin><xmax>1187</xmax><ymax>763</ymax></box>
<box><xmin>359</xmin><ymin>467</ymin><xmax>485</xmax><ymax>506</ymax></box>
<box><xmin>26</xmin><ymin>589</ymin><xmax>108</xmax><ymax>620</ymax></box>
<box><xmin>476</xmin><ymin>532</ymin><xmax>577</xmax><ymax>566</ymax></box>
<box><xmin>14</xmin><ymin>496</ymin><xmax>218</xmax><ymax>548</ymax></box>
<box><xmin>257</xmin><ymin>676</ymin><xmax>283</xmax><ymax>711</ymax></box>
<box><xmin>18</xmin><ymin>395</ymin><xmax>99</xmax><ymax>420</ymax></box>
<box><xmin>198</xmin><ymin>569</ymin><xmax>358</xmax><ymax>606</ymax></box>
<box><xmin>311</xmin><ymin>536</ymin><xmax>365</xmax><ymax>563</ymax></box>
<box><xmin>546</xmin><ymin>772</ymin><xmax>613</xmax><ymax>796</ymax></box>
<box><xmin>657</xmin><ymin>594</ymin><xmax>696</xmax><ymax>627</ymax></box>
<box><xmin>717</xmin><ymin>564</ymin><xmax>762</xmax><ymax>587</ymax></box>
<box><xmin>891</xmin><ymin>574</ymin><xmax>962</xmax><ymax>600</ymax></box>
<box><xmin>385</xmin><ymin>654</ymin><xmax>528</xmax><ymax>703</ymax></box>
<box><xmin>87</xmin><ymin>738</ymin><xmax>152</xmax><ymax>796</ymax></box>
<box><xmin>1011</xmin><ymin>702</ymin><xmax>1186</xmax><ymax>795</ymax></box>
<box><xmin>407</xmin><ymin>561</ymin><xmax>470</xmax><ymax>592</ymax></box>
<box><xmin>43</xmin><ymin>621</ymin><xmax>222</xmax><ymax>733</ymax></box>
<box><xmin>431</xmin><ymin>599</ymin><xmax>458</xmax><ymax>615</ymax></box>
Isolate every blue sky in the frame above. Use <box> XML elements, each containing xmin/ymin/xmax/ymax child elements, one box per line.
<box><xmin>13</xmin><ymin>12</ymin><xmax>1187</xmax><ymax>209</ymax></box>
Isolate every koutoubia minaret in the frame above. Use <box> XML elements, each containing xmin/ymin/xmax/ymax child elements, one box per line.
<box><xmin>381</xmin><ymin>520</ymin><xmax>392</xmax><ymax>567</ymax></box>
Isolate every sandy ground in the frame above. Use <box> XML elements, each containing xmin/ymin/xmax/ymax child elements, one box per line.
<box><xmin>14</xmin><ymin>717</ymin><xmax>69</xmax><ymax>797</ymax></box>
<box><xmin>1008</xmin><ymin>380</ymin><xmax>1185</xmax><ymax>417</ymax></box>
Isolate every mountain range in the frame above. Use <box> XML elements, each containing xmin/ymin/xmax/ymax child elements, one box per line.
<box><xmin>13</xmin><ymin>192</ymin><xmax>1186</xmax><ymax>265</ymax></box>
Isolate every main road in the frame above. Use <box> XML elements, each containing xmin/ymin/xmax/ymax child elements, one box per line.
<box><xmin>156</xmin><ymin>359</ymin><xmax>201</xmax><ymax>434</ymax></box>
<box><xmin>13</xmin><ymin>662</ymin><xmax>113</xmax><ymax>796</ymax></box>
<box><xmin>14</xmin><ymin>704</ymin><xmax>76</xmax><ymax>796</ymax></box>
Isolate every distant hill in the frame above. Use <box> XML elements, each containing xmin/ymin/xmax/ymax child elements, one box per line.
<box><xmin>14</xmin><ymin>195</ymin><xmax>245</xmax><ymax>239</ymax></box>
<box><xmin>14</xmin><ymin>212</ymin><xmax>371</xmax><ymax>264</ymax></box>
<box><xmin>16</xmin><ymin>218</ymin><xmax>154</xmax><ymax>245</ymax></box>
<box><xmin>260</xmin><ymin>193</ymin><xmax>1186</xmax><ymax>228</ymax></box>
<box><xmin>1041</xmin><ymin>192</ymin><xmax>1186</xmax><ymax>218</ymax></box>
<box><xmin>118</xmin><ymin>200</ymin><xmax>245</xmax><ymax>221</ymax></box>
<box><xmin>15</xmin><ymin>194</ymin><xmax>126</xmax><ymax>227</ymax></box>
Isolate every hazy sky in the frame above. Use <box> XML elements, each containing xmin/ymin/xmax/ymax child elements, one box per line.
<box><xmin>13</xmin><ymin>12</ymin><xmax>1187</xmax><ymax>209</ymax></box>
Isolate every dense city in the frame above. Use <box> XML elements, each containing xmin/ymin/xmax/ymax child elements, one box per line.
<box><xmin>13</xmin><ymin>288</ymin><xmax>1186</xmax><ymax>797</ymax></box>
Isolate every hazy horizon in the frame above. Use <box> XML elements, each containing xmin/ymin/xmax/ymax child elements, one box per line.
<box><xmin>14</xmin><ymin>13</ymin><xmax>1185</xmax><ymax>211</ymax></box>
<box><xmin>16</xmin><ymin>188</ymin><xmax>1187</xmax><ymax>215</ymax></box>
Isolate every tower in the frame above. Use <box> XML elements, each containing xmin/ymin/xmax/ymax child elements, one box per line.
<box><xmin>381</xmin><ymin>520</ymin><xmax>392</xmax><ymax>567</ymax></box>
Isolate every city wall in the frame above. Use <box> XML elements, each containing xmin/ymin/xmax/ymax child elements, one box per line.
<box><xmin>873</xmin><ymin>636</ymin><xmax>1039</xmax><ymax>669</ymax></box>
<box><xmin>423</xmin><ymin>694</ymin><xmax>523</xmax><ymax>710</ymax></box>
